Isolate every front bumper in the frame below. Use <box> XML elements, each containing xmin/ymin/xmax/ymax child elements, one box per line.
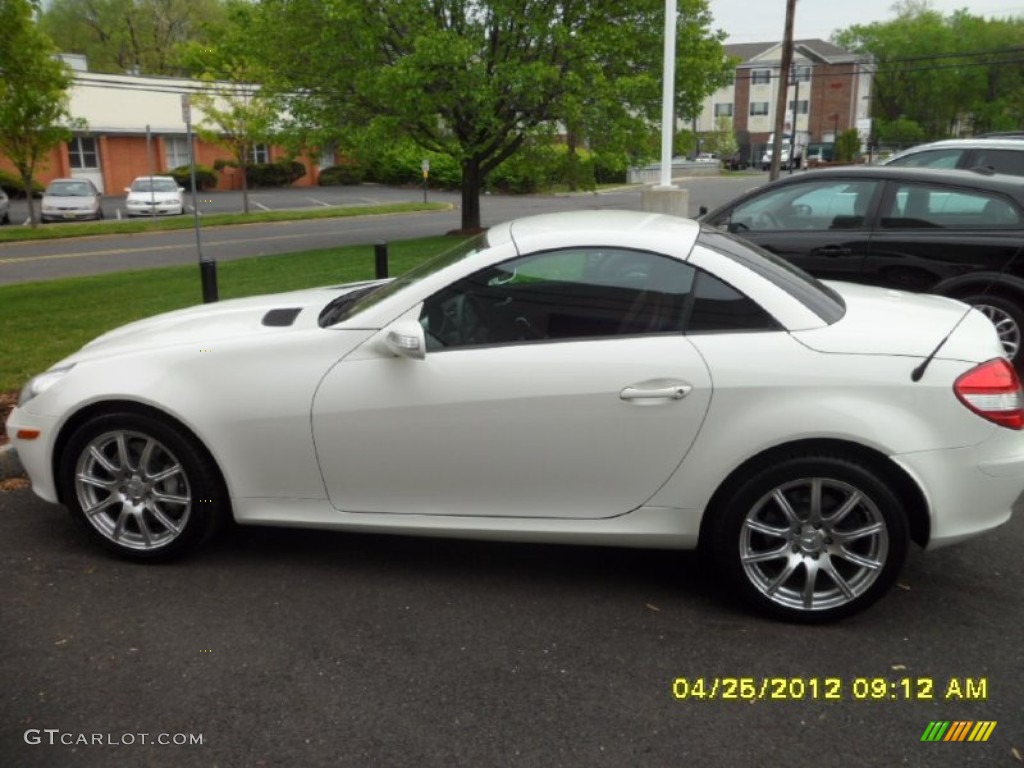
<box><xmin>5</xmin><ymin>406</ymin><xmax>60</xmax><ymax>503</ymax></box>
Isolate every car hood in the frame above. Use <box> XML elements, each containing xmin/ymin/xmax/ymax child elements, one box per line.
<box><xmin>44</xmin><ymin>195</ymin><xmax>97</xmax><ymax>207</ymax></box>
<box><xmin>60</xmin><ymin>282</ymin><xmax>380</xmax><ymax>365</ymax></box>
<box><xmin>127</xmin><ymin>191</ymin><xmax>181</xmax><ymax>203</ymax></box>
<box><xmin>793</xmin><ymin>281</ymin><xmax>1001</xmax><ymax>362</ymax></box>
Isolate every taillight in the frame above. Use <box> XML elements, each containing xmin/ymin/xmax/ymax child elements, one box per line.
<box><xmin>954</xmin><ymin>358</ymin><xmax>1024</xmax><ymax>430</ymax></box>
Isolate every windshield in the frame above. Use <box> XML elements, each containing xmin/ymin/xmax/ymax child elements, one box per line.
<box><xmin>320</xmin><ymin>233</ymin><xmax>488</xmax><ymax>326</ymax></box>
<box><xmin>47</xmin><ymin>181</ymin><xmax>94</xmax><ymax>196</ymax></box>
<box><xmin>132</xmin><ymin>178</ymin><xmax>179</xmax><ymax>193</ymax></box>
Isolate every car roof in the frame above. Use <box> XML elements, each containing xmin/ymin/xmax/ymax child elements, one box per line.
<box><xmin>132</xmin><ymin>175</ymin><xmax>177</xmax><ymax>181</ymax></box>
<box><xmin>889</xmin><ymin>138</ymin><xmax>1024</xmax><ymax>155</ymax></box>
<box><xmin>493</xmin><ymin>209</ymin><xmax>701</xmax><ymax>259</ymax></box>
<box><xmin>751</xmin><ymin>165</ymin><xmax>1024</xmax><ymax>198</ymax></box>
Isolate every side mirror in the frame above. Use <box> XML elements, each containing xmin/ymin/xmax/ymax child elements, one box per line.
<box><xmin>383</xmin><ymin>320</ymin><xmax>426</xmax><ymax>360</ymax></box>
<box><xmin>178</xmin><ymin>187</ymin><xmax>185</xmax><ymax>193</ymax></box>
<box><xmin>698</xmin><ymin>205</ymin><xmax>708</xmax><ymax>216</ymax></box>
<box><xmin>124</xmin><ymin>188</ymin><xmax>131</xmax><ymax>193</ymax></box>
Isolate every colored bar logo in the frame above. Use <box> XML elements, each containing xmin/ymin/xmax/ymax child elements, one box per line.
<box><xmin>921</xmin><ymin>721</ymin><xmax>996</xmax><ymax>742</ymax></box>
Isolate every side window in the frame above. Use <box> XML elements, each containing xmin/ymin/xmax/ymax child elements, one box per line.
<box><xmin>717</xmin><ymin>180</ymin><xmax>879</xmax><ymax>232</ymax></box>
<box><xmin>971</xmin><ymin>149</ymin><xmax>1024</xmax><ymax>177</ymax></box>
<box><xmin>881</xmin><ymin>183</ymin><xmax>1023</xmax><ymax>229</ymax></box>
<box><xmin>687</xmin><ymin>272</ymin><xmax>778</xmax><ymax>332</ymax></box>
<box><xmin>419</xmin><ymin>248</ymin><xmax>695</xmax><ymax>349</ymax></box>
<box><xmin>886</xmin><ymin>148</ymin><xmax>963</xmax><ymax>169</ymax></box>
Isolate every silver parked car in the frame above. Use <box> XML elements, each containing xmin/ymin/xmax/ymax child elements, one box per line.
<box><xmin>41</xmin><ymin>178</ymin><xmax>103</xmax><ymax>222</ymax></box>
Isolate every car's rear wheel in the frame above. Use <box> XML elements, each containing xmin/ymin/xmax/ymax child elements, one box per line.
<box><xmin>59</xmin><ymin>412</ymin><xmax>228</xmax><ymax>561</ymax></box>
<box><xmin>962</xmin><ymin>294</ymin><xmax>1023</xmax><ymax>368</ymax></box>
<box><xmin>707</xmin><ymin>454</ymin><xmax>908</xmax><ymax>622</ymax></box>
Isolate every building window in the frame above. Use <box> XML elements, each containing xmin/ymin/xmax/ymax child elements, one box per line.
<box><xmin>787</xmin><ymin>100</ymin><xmax>810</xmax><ymax>115</ymax></box>
<box><xmin>751</xmin><ymin>69</ymin><xmax>771</xmax><ymax>85</ymax></box>
<box><xmin>792</xmin><ymin>65</ymin><xmax>812</xmax><ymax>83</ymax></box>
<box><xmin>749</xmin><ymin>102</ymin><xmax>770</xmax><ymax>116</ymax></box>
<box><xmin>68</xmin><ymin>136</ymin><xmax>99</xmax><ymax>169</ymax></box>
<box><xmin>714</xmin><ymin>103</ymin><xmax>734</xmax><ymax>117</ymax></box>
<box><xmin>164</xmin><ymin>136</ymin><xmax>191</xmax><ymax>169</ymax></box>
<box><xmin>251</xmin><ymin>144</ymin><xmax>270</xmax><ymax>164</ymax></box>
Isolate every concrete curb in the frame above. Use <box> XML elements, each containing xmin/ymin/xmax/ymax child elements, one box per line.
<box><xmin>0</xmin><ymin>443</ymin><xmax>25</xmax><ymax>479</ymax></box>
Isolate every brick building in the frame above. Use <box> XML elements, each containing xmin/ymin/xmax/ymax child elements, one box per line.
<box><xmin>0</xmin><ymin>60</ymin><xmax>333</xmax><ymax>195</ymax></box>
<box><xmin>696</xmin><ymin>39</ymin><xmax>873</xmax><ymax>163</ymax></box>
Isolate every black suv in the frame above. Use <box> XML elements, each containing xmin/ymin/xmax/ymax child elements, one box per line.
<box><xmin>700</xmin><ymin>166</ymin><xmax>1024</xmax><ymax>369</ymax></box>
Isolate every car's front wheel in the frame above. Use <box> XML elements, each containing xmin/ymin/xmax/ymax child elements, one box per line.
<box><xmin>707</xmin><ymin>454</ymin><xmax>908</xmax><ymax>622</ymax></box>
<box><xmin>59</xmin><ymin>411</ymin><xmax>228</xmax><ymax>561</ymax></box>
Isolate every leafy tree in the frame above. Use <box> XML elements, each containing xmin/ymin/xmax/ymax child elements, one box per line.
<box><xmin>0</xmin><ymin>0</ymin><xmax>79</xmax><ymax>226</ymax></box>
<box><xmin>192</xmin><ymin>66</ymin><xmax>277</xmax><ymax>214</ymax></box>
<box><xmin>703</xmin><ymin>116</ymin><xmax>739</xmax><ymax>158</ymax></box>
<box><xmin>39</xmin><ymin>0</ymin><xmax>227</xmax><ymax>76</ymax></box>
<box><xmin>834</xmin><ymin>2</ymin><xmax>1024</xmax><ymax>140</ymax></box>
<box><xmin>835</xmin><ymin>128</ymin><xmax>862</xmax><ymax>161</ymax></box>
<box><xmin>252</xmin><ymin>0</ymin><xmax>731</xmax><ymax>231</ymax></box>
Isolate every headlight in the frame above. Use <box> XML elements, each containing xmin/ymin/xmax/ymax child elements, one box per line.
<box><xmin>18</xmin><ymin>365</ymin><xmax>75</xmax><ymax>407</ymax></box>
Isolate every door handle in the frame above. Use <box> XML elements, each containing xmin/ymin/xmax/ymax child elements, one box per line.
<box><xmin>619</xmin><ymin>383</ymin><xmax>692</xmax><ymax>401</ymax></box>
<box><xmin>814</xmin><ymin>245</ymin><xmax>852</xmax><ymax>257</ymax></box>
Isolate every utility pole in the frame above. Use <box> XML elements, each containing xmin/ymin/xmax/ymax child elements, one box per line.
<box><xmin>770</xmin><ymin>0</ymin><xmax>797</xmax><ymax>181</ymax></box>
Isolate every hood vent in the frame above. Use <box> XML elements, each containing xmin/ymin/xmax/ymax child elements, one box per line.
<box><xmin>262</xmin><ymin>308</ymin><xmax>302</xmax><ymax>327</ymax></box>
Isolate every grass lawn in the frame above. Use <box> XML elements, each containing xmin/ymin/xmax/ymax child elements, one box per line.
<box><xmin>0</xmin><ymin>201</ymin><xmax>449</xmax><ymax>244</ymax></box>
<box><xmin>0</xmin><ymin>234</ymin><xmax>472</xmax><ymax>392</ymax></box>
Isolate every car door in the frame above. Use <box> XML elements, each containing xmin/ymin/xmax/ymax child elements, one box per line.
<box><xmin>311</xmin><ymin>247</ymin><xmax>714</xmax><ymax>519</ymax></box>
<box><xmin>707</xmin><ymin>178</ymin><xmax>881</xmax><ymax>282</ymax></box>
<box><xmin>864</xmin><ymin>180</ymin><xmax>1024</xmax><ymax>292</ymax></box>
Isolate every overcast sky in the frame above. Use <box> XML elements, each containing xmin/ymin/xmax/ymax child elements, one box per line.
<box><xmin>708</xmin><ymin>0</ymin><xmax>1024</xmax><ymax>43</ymax></box>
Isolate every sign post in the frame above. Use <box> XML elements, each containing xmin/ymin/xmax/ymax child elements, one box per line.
<box><xmin>182</xmin><ymin>93</ymin><xmax>217</xmax><ymax>302</ymax></box>
<box><xmin>421</xmin><ymin>159</ymin><xmax>430</xmax><ymax>203</ymax></box>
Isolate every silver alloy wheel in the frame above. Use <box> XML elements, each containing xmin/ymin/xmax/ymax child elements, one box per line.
<box><xmin>739</xmin><ymin>477</ymin><xmax>889</xmax><ymax>612</ymax></box>
<box><xmin>74</xmin><ymin>430</ymin><xmax>192</xmax><ymax>551</ymax></box>
<box><xmin>973</xmin><ymin>302</ymin><xmax>1021</xmax><ymax>360</ymax></box>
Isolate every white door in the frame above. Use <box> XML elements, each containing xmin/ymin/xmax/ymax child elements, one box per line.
<box><xmin>68</xmin><ymin>136</ymin><xmax>104</xmax><ymax>193</ymax></box>
<box><xmin>311</xmin><ymin>246</ymin><xmax>714</xmax><ymax>519</ymax></box>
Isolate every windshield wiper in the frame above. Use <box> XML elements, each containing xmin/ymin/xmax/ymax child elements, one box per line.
<box><xmin>318</xmin><ymin>284</ymin><xmax>377</xmax><ymax>327</ymax></box>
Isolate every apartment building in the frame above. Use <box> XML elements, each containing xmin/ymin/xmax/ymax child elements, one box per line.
<box><xmin>696</xmin><ymin>39</ymin><xmax>873</xmax><ymax>162</ymax></box>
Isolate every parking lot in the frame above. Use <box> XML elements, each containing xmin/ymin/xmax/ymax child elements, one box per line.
<box><xmin>2</xmin><ymin>176</ymin><xmax>1022</xmax><ymax>766</ymax></box>
<box><xmin>2</xmin><ymin>485</ymin><xmax>1021</xmax><ymax>767</ymax></box>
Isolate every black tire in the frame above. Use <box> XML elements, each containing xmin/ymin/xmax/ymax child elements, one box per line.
<box><xmin>960</xmin><ymin>294</ymin><xmax>1024</xmax><ymax>371</ymax></box>
<box><xmin>706</xmin><ymin>454</ymin><xmax>908</xmax><ymax>623</ymax></box>
<box><xmin>58</xmin><ymin>411</ymin><xmax>228</xmax><ymax>561</ymax></box>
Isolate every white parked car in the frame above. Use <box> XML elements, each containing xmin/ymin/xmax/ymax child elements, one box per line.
<box><xmin>0</xmin><ymin>187</ymin><xmax>9</xmax><ymax>224</ymax></box>
<box><xmin>124</xmin><ymin>176</ymin><xmax>185</xmax><ymax>216</ymax></box>
<box><xmin>41</xmin><ymin>178</ymin><xmax>103</xmax><ymax>222</ymax></box>
<box><xmin>8</xmin><ymin>210</ymin><xmax>1024</xmax><ymax>621</ymax></box>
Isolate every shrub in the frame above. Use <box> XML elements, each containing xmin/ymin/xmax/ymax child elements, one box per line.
<box><xmin>169</xmin><ymin>164</ymin><xmax>217</xmax><ymax>191</ymax></box>
<box><xmin>246</xmin><ymin>160</ymin><xmax>306</xmax><ymax>188</ymax></box>
<box><xmin>318</xmin><ymin>161</ymin><xmax>365</xmax><ymax>186</ymax></box>
<box><xmin>0</xmin><ymin>169</ymin><xmax>44</xmax><ymax>198</ymax></box>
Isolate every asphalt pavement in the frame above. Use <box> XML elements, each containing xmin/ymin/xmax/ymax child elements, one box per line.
<box><xmin>0</xmin><ymin>178</ymin><xmax>771</xmax><ymax>286</ymax></box>
<box><xmin>1</xmin><ymin>486</ymin><xmax>1022</xmax><ymax>767</ymax></box>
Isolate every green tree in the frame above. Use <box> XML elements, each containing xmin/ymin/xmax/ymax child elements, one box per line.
<box><xmin>192</xmin><ymin>66</ymin><xmax>277</xmax><ymax>214</ymax></box>
<box><xmin>703</xmin><ymin>116</ymin><xmax>738</xmax><ymax>159</ymax></box>
<box><xmin>835</xmin><ymin>1</ymin><xmax>1024</xmax><ymax>140</ymax></box>
<box><xmin>252</xmin><ymin>0</ymin><xmax>730</xmax><ymax>231</ymax></box>
<box><xmin>835</xmin><ymin>128</ymin><xmax>861</xmax><ymax>161</ymax></box>
<box><xmin>39</xmin><ymin>0</ymin><xmax>227</xmax><ymax>76</ymax></box>
<box><xmin>0</xmin><ymin>0</ymin><xmax>78</xmax><ymax>226</ymax></box>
